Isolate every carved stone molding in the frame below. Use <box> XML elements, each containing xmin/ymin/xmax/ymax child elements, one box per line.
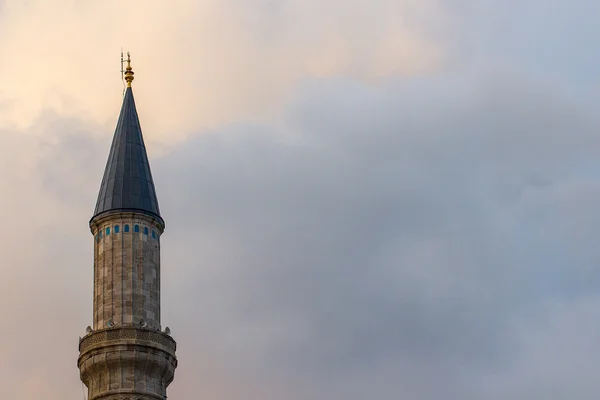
<box><xmin>90</xmin><ymin>391</ymin><xmax>164</xmax><ymax>400</ymax></box>
<box><xmin>79</xmin><ymin>327</ymin><xmax>176</xmax><ymax>354</ymax></box>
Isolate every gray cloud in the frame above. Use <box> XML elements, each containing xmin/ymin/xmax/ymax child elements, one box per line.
<box><xmin>153</xmin><ymin>72</ymin><xmax>600</xmax><ymax>398</ymax></box>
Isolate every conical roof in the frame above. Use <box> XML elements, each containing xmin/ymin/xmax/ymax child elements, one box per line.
<box><xmin>92</xmin><ymin>87</ymin><xmax>162</xmax><ymax>223</ymax></box>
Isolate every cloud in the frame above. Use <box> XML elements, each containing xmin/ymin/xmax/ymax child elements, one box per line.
<box><xmin>2</xmin><ymin>22</ymin><xmax>600</xmax><ymax>399</ymax></box>
<box><xmin>154</xmin><ymin>71</ymin><xmax>600</xmax><ymax>398</ymax></box>
<box><xmin>0</xmin><ymin>0</ymin><xmax>444</xmax><ymax>142</ymax></box>
<box><xmin>3</xmin><ymin>0</ymin><xmax>600</xmax><ymax>398</ymax></box>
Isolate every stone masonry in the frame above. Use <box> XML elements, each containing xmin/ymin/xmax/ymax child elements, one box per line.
<box><xmin>91</xmin><ymin>212</ymin><xmax>163</xmax><ymax>331</ymax></box>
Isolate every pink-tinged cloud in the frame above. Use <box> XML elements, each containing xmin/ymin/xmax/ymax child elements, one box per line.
<box><xmin>0</xmin><ymin>0</ymin><xmax>445</xmax><ymax>142</ymax></box>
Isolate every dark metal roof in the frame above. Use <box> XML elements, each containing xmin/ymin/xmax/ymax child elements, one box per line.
<box><xmin>92</xmin><ymin>87</ymin><xmax>162</xmax><ymax>223</ymax></box>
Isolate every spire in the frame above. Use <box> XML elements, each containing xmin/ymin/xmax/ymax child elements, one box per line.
<box><xmin>92</xmin><ymin>64</ymin><xmax>162</xmax><ymax>224</ymax></box>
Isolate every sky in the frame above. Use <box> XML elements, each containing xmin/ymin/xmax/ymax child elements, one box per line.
<box><xmin>1</xmin><ymin>0</ymin><xmax>600</xmax><ymax>399</ymax></box>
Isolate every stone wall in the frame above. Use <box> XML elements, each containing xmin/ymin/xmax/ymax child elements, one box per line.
<box><xmin>92</xmin><ymin>212</ymin><xmax>163</xmax><ymax>331</ymax></box>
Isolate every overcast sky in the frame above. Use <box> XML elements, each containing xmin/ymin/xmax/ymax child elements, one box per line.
<box><xmin>1</xmin><ymin>1</ymin><xmax>600</xmax><ymax>399</ymax></box>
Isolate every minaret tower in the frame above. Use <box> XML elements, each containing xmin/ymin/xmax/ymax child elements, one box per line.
<box><xmin>78</xmin><ymin>54</ymin><xmax>177</xmax><ymax>400</ymax></box>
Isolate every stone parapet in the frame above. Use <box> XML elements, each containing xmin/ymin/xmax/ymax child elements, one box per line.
<box><xmin>78</xmin><ymin>327</ymin><xmax>177</xmax><ymax>400</ymax></box>
<box><xmin>79</xmin><ymin>327</ymin><xmax>176</xmax><ymax>354</ymax></box>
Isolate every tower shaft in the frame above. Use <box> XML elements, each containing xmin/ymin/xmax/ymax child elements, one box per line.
<box><xmin>92</xmin><ymin>213</ymin><xmax>162</xmax><ymax>331</ymax></box>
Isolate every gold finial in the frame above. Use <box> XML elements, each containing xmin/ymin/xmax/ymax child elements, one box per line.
<box><xmin>124</xmin><ymin>51</ymin><xmax>134</xmax><ymax>87</ymax></box>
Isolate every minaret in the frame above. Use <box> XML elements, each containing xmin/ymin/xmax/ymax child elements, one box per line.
<box><xmin>78</xmin><ymin>54</ymin><xmax>177</xmax><ymax>400</ymax></box>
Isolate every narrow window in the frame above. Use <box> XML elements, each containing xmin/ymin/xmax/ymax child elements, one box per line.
<box><xmin>144</xmin><ymin>227</ymin><xmax>149</xmax><ymax>235</ymax></box>
<box><xmin>95</xmin><ymin>234</ymin><xmax>99</xmax><ymax>242</ymax></box>
<box><xmin>114</xmin><ymin>225</ymin><xmax>120</xmax><ymax>234</ymax></box>
<box><xmin>124</xmin><ymin>224</ymin><xmax>130</xmax><ymax>233</ymax></box>
<box><xmin>99</xmin><ymin>231</ymin><xmax>103</xmax><ymax>239</ymax></box>
<box><xmin>134</xmin><ymin>225</ymin><xmax>139</xmax><ymax>233</ymax></box>
<box><xmin>152</xmin><ymin>230</ymin><xmax>156</xmax><ymax>238</ymax></box>
<box><xmin>106</xmin><ymin>227</ymin><xmax>110</xmax><ymax>236</ymax></box>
